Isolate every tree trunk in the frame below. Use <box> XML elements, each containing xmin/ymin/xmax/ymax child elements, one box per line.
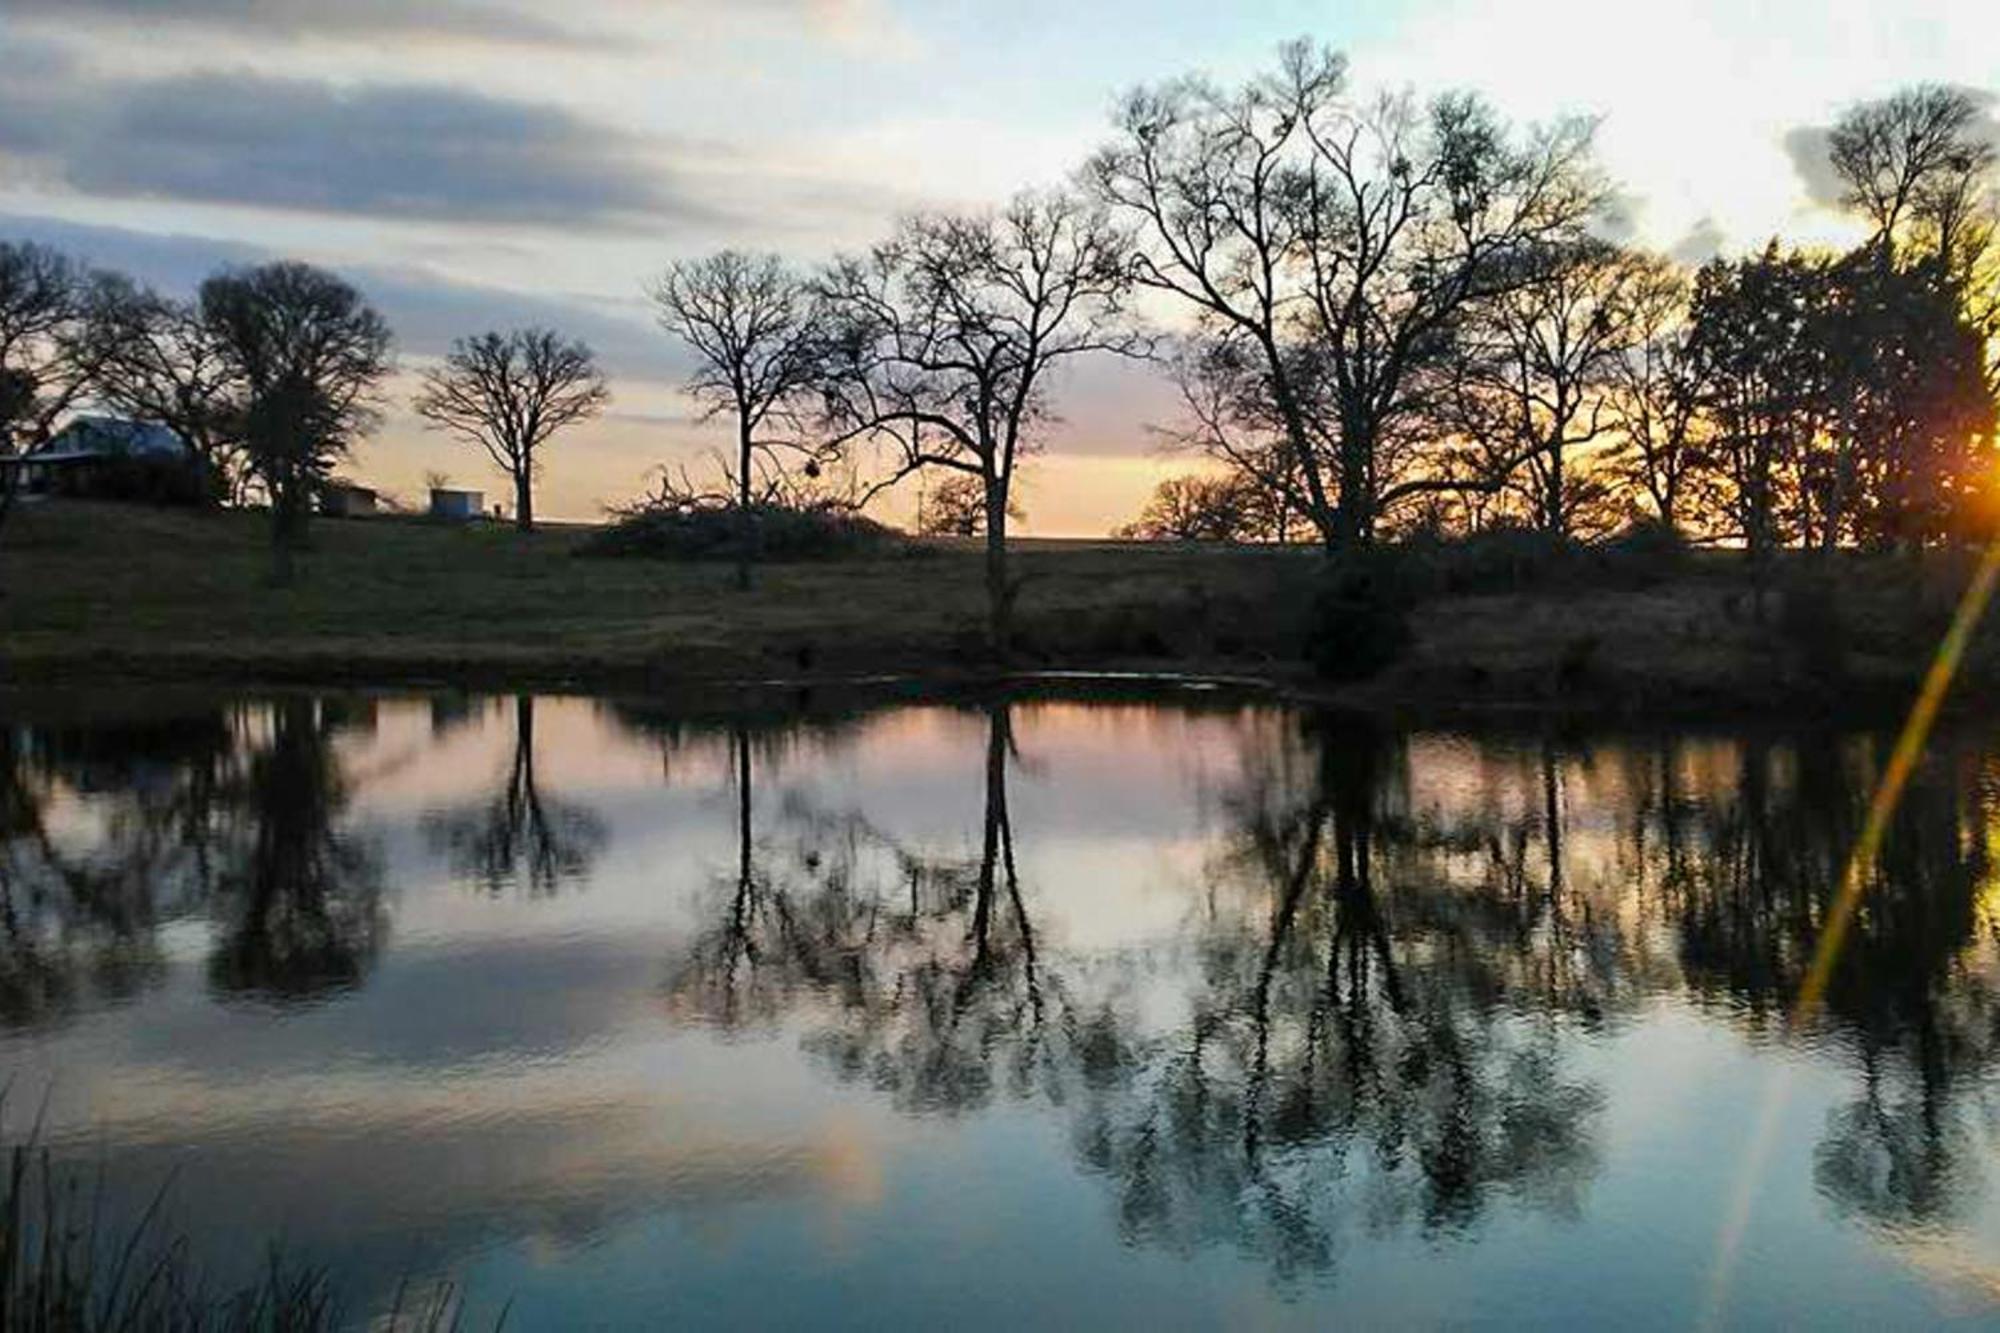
<box><xmin>971</xmin><ymin>706</ymin><xmax>1006</xmax><ymax>964</ymax></box>
<box><xmin>984</xmin><ymin>482</ymin><xmax>1011</xmax><ymax>660</ymax></box>
<box><xmin>0</xmin><ymin>464</ymin><xmax>16</xmax><ymax>598</ymax></box>
<box><xmin>735</xmin><ymin>416</ymin><xmax>753</xmax><ymax>593</ymax></box>
<box><xmin>269</xmin><ymin>468</ymin><xmax>305</xmax><ymax>587</ymax></box>
<box><xmin>1262</xmin><ymin>344</ymin><xmax>1335</xmax><ymax>547</ymax></box>
<box><xmin>1335</xmin><ymin>440</ymin><xmax>1371</xmax><ymax>553</ymax></box>
<box><xmin>1748</xmin><ymin>441</ymin><xmax>1773</xmax><ymax>622</ymax></box>
<box><xmin>1546</xmin><ymin>438</ymin><xmax>1567</xmax><ymax>542</ymax></box>
<box><xmin>514</xmin><ymin>467</ymin><xmax>535</xmax><ymax>533</ymax></box>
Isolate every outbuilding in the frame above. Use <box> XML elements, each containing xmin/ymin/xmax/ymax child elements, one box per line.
<box><xmin>319</xmin><ymin>481</ymin><xmax>379</xmax><ymax>517</ymax></box>
<box><xmin>429</xmin><ymin>487</ymin><xmax>484</xmax><ymax>521</ymax></box>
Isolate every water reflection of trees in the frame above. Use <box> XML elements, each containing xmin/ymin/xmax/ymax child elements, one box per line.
<box><xmin>0</xmin><ymin>711</ymin><xmax>234</xmax><ymax>1022</ymax></box>
<box><xmin>207</xmin><ymin>698</ymin><xmax>382</xmax><ymax>1000</ymax></box>
<box><xmin>659</xmin><ymin>710</ymin><xmax>1053</xmax><ymax>1113</ymax></box>
<box><xmin>427</xmin><ymin>696</ymin><xmax>604</xmax><ymax>897</ymax></box>
<box><xmin>7</xmin><ymin>689</ymin><xmax>2000</xmax><ymax>1249</ymax></box>
<box><xmin>1417</xmin><ymin>725</ymin><xmax>2000</xmax><ymax>1233</ymax></box>
<box><xmin>0</xmin><ymin>697</ymin><xmax>384</xmax><ymax>1021</ymax></box>
<box><xmin>1659</xmin><ymin>733</ymin><xmax>2000</xmax><ymax>1231</ymax></box>
<box><xmin>1079</xmin><ymin>716</ymin><xmax>1606</xmax><ymax>1270</ymax></box>
<box><xmin>659</xmin><ymin>706</ymin><xmax>1610</xmax><ymax>1279</ymax></box>
<box><xmin>652</xmin><ymin>702</ymin><xmax>2000</xmax><ymax>1267</ymax></box>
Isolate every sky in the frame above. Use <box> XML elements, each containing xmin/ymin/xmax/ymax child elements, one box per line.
<box><xmin>2</xmin><ymin>0</ymin><xmax>1996</xmax><ymax>534</ymax></box>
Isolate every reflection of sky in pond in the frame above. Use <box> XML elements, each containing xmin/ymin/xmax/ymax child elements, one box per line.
<box><xmin>5</xmin><ymin>691</ymin><xmax>2000</xmax><ymax>1327</ymax></box>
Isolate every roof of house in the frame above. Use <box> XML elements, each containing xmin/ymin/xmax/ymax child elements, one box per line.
<box><xmin>27</xmin><ymin>416</ymin><xmax>190</xmax><ymax>464</ymax></box>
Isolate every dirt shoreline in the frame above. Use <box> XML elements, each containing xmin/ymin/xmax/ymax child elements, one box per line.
<box><xmin>0</xmin><ymin>644</ymin><xmax>1944</xmax><ymax>730</ymax></box>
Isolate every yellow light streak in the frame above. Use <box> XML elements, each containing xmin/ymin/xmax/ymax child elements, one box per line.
<box><xmin>1701</xmin><ymin>536</ymin><xmax>2000</xmax><ymax>1330</ymax></box>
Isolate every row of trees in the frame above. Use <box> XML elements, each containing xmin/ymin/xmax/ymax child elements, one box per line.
<box><xmin>0</xmin><ymin>247</ymin><xmax>612</xmax><ymax>580</ymax></box>
<box><xmin>1113</xmin><ymin>70</ymin><xmax>1999</xmax><ymax>561</ymax></box>
<box><xmin>650</xmin><ymin>51</ymin><xmax>2000</xmax><ymax>648</ymax></box>
<box><xmin>4</xmin><ymin>43</ymin><xmax>1994</xmax><ymax>637</ymax></box>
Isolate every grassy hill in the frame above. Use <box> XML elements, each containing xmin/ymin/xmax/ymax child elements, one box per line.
<box><xmin>2</xmin><ymin>499</ymin><xmax>1992</xmax><ymax>716</ymax></box>
<box><xmin>0</xmin><ymin>501</ymin><xmax>1318</xmax><ymax>688</ymax></box>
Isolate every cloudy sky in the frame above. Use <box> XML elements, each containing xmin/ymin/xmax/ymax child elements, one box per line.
<box><xmin>2</xmin><ymin>0</ymin><xmax>1995</xmax><ymax>532</ymax></box>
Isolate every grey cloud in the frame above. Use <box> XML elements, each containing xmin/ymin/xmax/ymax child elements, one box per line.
<box><xmin>1781</xmin><ymin>125</ymin><xmax>1846</xmax><ymax>210</ymax></box>
<box><xmin>1593</xmin><ymin>189</ymin><xmax>1643</xmax><ymax>246</ymax></box>
<box><xmin>1670</xmin><ymin>217</ymin><xmax>1726</xmax><ymax>264</ymax></box>
<box><xmin>6</xmin><ymin>0</ymin><xmax>603</xmax><ymax>48</ymax></box>
<box><xmin>0</xmin><ymin>213</ymin><xmax>666</xmax><ymax>377</ymax></box>
<box><xmin>1783</xmin><ymin>95</ymin><xmax>2000</xmax><ymax>213</ymax></box>
<box><xmin>0</xmin><ymin>71</ymin><xmax>705</xmax><ymax>232</ymax></box>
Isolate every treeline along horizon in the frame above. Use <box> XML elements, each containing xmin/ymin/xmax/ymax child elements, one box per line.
<box><xmin>2</xmin><ymin>42</ymin><xmax>1995</xmax><ymax>621</ymax></box>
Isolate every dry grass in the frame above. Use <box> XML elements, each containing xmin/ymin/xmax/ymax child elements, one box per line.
<box><xmin>0</xmin><ymin>502</ymin><xmax>1318</xmax><ymax>687</ymax></box>
<box><xmin>3</xmin><ymin>500</ymin><xmax>1986</xmax><ymax>714</ymax></box>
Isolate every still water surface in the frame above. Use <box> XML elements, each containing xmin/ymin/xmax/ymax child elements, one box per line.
<box><xmin>5</xmin><ymin>688</ymin><xmax>2000</xmax><ymax>1328</ymax></box>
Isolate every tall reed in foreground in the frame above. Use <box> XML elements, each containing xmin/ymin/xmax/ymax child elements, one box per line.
<box><xmin>1</xmin><ymin>1109</ymin><xmax>486</xmax><ymax>1332</ymax></box>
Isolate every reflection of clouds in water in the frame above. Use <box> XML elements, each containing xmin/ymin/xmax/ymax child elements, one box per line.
<box><xmin>7</xmin><ymin>691</ymin><xmax>2000</xmax><ymax>1319</ymax></box>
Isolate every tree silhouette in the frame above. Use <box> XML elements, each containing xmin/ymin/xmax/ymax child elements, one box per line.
<box><xmin>817</xmin><ymin>194</ymin><xmax>1143</xmax><ymax>653</ymax></box>
<box><xmin>427</xmin><ymin>696</ymin><xmax>606</xmax><ymax>896</ymax></box>
<box><xmin>93</xmin><ymin>285</ymin><xmax>245</xmax><ymax>503</ymax></box>
<box><xmin>652</xmin><ymin>251</ymin><xmax>827</xmax><ymax>590</ymax></box>
<box><xmin>200</xmin><ymin>262</ymin><xmax>392</xmax><ymax>583</ymax></box>
<box><xmin>207</xmin><ymin>699</ymin><xmax>383</xmax><ymax>1001</ymax></box>
<box><xmin>1091</xmin><ymin>41</ymin><xmax>1604</xmax><ymax>548</ymax></box>
<box><xmin>0</xmin><ymin>242</ymin><xmax>139</xmax><ymax>561</ymax></box>
<box><xmin>413</xmin><ymin>327</ymin><xmax>609</xmax><ymax>532</ymax></box>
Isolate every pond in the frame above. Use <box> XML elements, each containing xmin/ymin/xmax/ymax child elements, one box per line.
<box><xmin>4</xmin><ymin>687</ymin><xmax>2000</xmax><ymax>1328</ymax></box>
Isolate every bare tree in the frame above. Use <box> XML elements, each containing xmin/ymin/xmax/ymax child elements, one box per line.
<box><xmin>651</xmin><ymin>251</ymin><xmax>823</xmax><ymax>589</ymax></box>
<box><xmin>0</xmin><ymin>243</ymin><xmax>130</xmax><ymax>449</ymax></box>
<box><xmin>915</xmin><ymin>472</ymin><xmax>1021</xmax><ymax>538</ymax></box>
<box><xmin>94</xmin><ymin>287</ymin><xmax>246</xmax><ymax>503</ymax></box>
<box><xmin>817</xmin><ymin>191</ymin><xmax>1143</xmax><ymax>654</ymax></box>
<box><xmin>1605</xmin><ymin>265</ymin><xmax>1710</xmax><ymax>533</ymax></box>
<box><xmin>1450</xmin><ymin>240</ymin><xmax>1659</xmax><ymax>540</ymax></box>
<box><xmin>0</xmin><ymin>242</ymin><xmax>135</xmax><ymax>558</ymax></box>
<box><xmin>200</xmin><ymin>262</ymin><xmax>393</xmax><ymax>584</ymax></box>
<box><xmin>1090</xmin><ymin>40</ymin><xmax>1603</xmax><ymax>549</ymax></box>
<box><xmin>1829</xmin><ymin>85</ymin><xmax>1996</xmax><ymax>258</ymax></box>
<box><xmin>412</xmin><ymin>327</ymin><xmax>608</xmax><ymax>532</ymax></box>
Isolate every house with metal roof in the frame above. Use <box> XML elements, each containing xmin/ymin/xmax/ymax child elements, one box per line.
<box><xmin>1</xmin><ymin>416</ymin><xmax>206</xmax><ymax>503</ymax></box>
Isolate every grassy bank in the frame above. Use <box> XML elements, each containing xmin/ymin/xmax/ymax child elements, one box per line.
<box><xmin>0</xmin><ymin>501</ymin><xmax>1316</xmax><ymax>687</ymax></box>
<box><xmin>1</xmin><ymin>500</ymin><xmax>1993</xmax><ymax>715</ymax></box>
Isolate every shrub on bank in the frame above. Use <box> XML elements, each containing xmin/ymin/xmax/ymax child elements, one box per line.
<box><xmin>1591</xmin><ymin>518</ymin><xmax>1690</xmax><ymax>588</ymax></box>
<box><xmin>577</xmin><ymin>500</ymin><xmax>903</xmax><ymax>562</ymax></box>
<box><xmin>1395</xmin><ymin>519</ymin><xmax>1690</xmax><ymax>597</ymax></box>
<box><xmin>1307</xmin><ymin>551</ymin><xmax>1414</xmax><ymax>681</ymax></box>
<box><xmin>1399</xmin><ymin>524</ymin><xmax>1567</xmax><ymax>596</ymax></box>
